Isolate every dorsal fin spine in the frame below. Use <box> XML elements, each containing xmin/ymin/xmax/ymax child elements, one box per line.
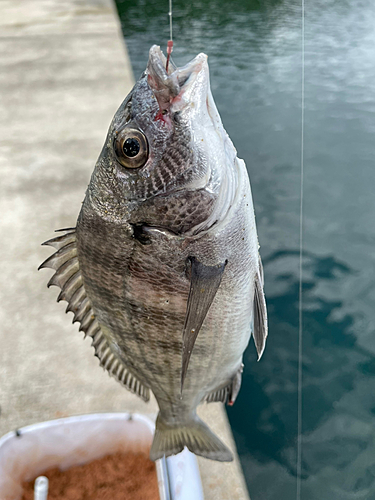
<box><xmin>47</xmin><ymin>258</ymin><xmax>79</xmax><ymax>288</ymax></box>
<box><xmin>65</xmin><ymin>286</ymin><xmax>85</xmax><ymax>313</ymax></box>
<box><xmin>42</xmin><ymin>231</ymin><xmax>76</xmax><ymax>250</ymax></box>
<box><xmin>79</xmin><ymin>311</ymin><xmax>95</xmax><ymax>331</ymax></box>
<box><xmin>39</xmin><ymin>242</ymin><xmax>77</xmax><ymax>270</ymax></box>
<box><xmin>57</xmin><ymin>273</ymin><xmax>83</xmax><ymax>302</ymax></box>
<box><xmin>85</xmin><ymin>320</ymin><xmax>100</xmax><ymax>338</ymax></box>
<box><xmin>72</xmin><ymin>297</ymin><xmax>91</xmax><ymax>323</ymax></box>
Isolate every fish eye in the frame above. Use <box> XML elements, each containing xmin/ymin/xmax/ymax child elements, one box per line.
<box><xmin>114</xmin><ymin>127</ymin><xmax>148</xmax><ymax>169</ymax></box>
<box><xmin>123</xmin><ymin>138</ymin><xmax>140</xmax><ymax>157</ymax></box>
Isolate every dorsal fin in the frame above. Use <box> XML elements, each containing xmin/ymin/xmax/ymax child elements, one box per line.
<box><xmin>39</xmin><ymin>230</ymin><xmax>150</xmax><ymax>402</ymax></box>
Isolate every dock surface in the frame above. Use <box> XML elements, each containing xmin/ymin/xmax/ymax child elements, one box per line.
<box><xmin>0</xmin><ymin>1</ymin><xmax>249</xmax><ymax>498</ymax></box>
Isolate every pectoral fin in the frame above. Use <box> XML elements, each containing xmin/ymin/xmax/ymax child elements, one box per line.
<box><xmin>181</xmin><ymin>257</ymin><xmax>227</xmax><ymax>391</ymax></box>
<box><xmin>253</xmin><ymin>258</ymin><xmax>268</xmax><ymax>360</ymax></box>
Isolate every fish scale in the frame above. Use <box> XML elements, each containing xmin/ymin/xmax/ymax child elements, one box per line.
<box><xmin>40</xmin><ymin>45</ymin><xmax>267</xmax><ymax>462</ymax></box>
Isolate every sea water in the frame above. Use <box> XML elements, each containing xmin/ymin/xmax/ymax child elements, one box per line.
<box><xmin>115</xmin><ymin>1</ymin><xmax>375</xmax><ymax>498</ymax></box>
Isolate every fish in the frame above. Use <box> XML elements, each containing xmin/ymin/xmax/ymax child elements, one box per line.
<box><xmin>39</xmin><ymin>45</ymin><xmax>268</xmax><ymax>462</ymax></box>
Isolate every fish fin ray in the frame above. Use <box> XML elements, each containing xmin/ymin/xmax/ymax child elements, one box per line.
<box><xmin>204</xmin><ymin>385</ymin><xmax>229</xmax><ymax>403</ymax></box>
<box><xmin>90</xmin><ymin>329</ymin><xmax>150</xmax><ymax>402</ymax></box>
<box><xmin>150</xmin><ymin>413</ymin><xmax>233</xmax><ymax>462</ymax></box>
<box><xmin>39</xmin><ymin>230</ymin><xmax>150</xmax><ymax>402</ymax></box>
<box><xmin>253</xmin><ymin>260</ymin><xmax>268</xmax><ymax>360</ymax></box>
<box><xmin>181</xmin><ymin>257</ymin><xmax>227</xmax><ymax>390</ymax></box>
<box><xmin>204</xmin><ymin>362</ymin><xmax>244</xmax><ymax>405</ymax></box>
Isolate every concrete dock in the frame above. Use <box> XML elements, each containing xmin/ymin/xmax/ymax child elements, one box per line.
<box><xmin>0</xmin><ymin>0</ymin><xmax>249</xmax><ymax>498</ymax></box>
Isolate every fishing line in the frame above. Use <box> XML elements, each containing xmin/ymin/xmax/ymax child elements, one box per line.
<box><xmin>166</xmin><ymin>0</ymin><xmax>173</xmax><ymax>72</ymax></box>
<box><xmin>296</xmin><ymin>0</ymin><xmax>305</xmax><ymax>499</ymax></box>
<box><xmin>169</xmin><ymin>0</ymin><xmax>173</xmax><ymax>41</ymax></box>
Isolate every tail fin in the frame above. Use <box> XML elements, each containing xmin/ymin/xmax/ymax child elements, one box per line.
<box><xmin>150</xmin><ymin>413</ymin><xmax>233</xmax><ymax>462</ymax></box>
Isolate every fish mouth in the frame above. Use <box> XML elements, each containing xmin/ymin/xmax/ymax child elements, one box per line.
<box><xmin>147</xmin><ymin>45</ymin><xmax>209</xmax><ymax>115</ymax></box>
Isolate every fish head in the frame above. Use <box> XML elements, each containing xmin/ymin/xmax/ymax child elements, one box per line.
<box><xmin>89</xmin><ymin>45</ymin><xmax>238</xmax><ymax>233</ymax></box>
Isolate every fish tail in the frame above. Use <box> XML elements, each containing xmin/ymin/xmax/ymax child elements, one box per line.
<box><xmin>150</xmin><ymin>412</ymin><xmax>233</xmax><ymax>462</ymax></box>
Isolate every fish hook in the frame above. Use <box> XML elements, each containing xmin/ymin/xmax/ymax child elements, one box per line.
<box><xmin>166</xmin><ymin>40</ymin><xmax>173</xmax><ymax>73</ymax></box>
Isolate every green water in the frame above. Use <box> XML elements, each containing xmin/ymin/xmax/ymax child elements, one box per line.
<box><xmin>114</xmin><ymin>1</ymin><xmax>375</xmax><ymax>498</ymax></box>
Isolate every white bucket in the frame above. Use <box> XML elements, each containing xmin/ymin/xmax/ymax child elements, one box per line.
<box><xmin>0</xmin><ymin>413</ymin><xmax>204</xmax><ymax>500</ymax></box>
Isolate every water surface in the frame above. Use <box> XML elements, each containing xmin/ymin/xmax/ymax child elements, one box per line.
<box><xmin>115</xmin><ymin>1</ymin><xmax>375</xmax><ymax>498</ymax></box>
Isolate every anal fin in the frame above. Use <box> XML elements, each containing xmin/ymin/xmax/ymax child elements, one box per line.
<box><xmin>204</xmin><ymin>363</ymin><xmax>244</xmax><ymax>406</ymax></box>
<box><xmin>205</xmin><ymin>385</ymin><xmax>229</xmax><ymax>404</ymax></box>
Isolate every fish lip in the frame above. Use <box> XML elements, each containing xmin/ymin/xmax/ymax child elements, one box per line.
<box><xmin>147</xmin><ymin>45</ymin><xmax>209</xmax><ymax>113</ymax></box>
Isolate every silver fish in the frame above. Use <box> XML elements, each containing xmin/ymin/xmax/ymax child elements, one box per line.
<box><xmin>39</xmin><ymin>45</ymin><xmax>268</xmax><ymax>462</ymax></box>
